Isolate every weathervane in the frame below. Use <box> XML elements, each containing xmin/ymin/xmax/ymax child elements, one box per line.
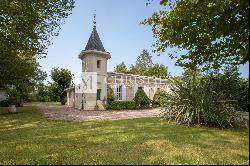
<box><xmin>93</xmin><ymin>10</ymin><xmax>96</xmax><ymax>28</ymax></box>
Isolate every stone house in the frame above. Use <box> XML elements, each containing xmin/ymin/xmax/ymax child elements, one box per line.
<box><xmin>65</xmin><ymin>16</ymin><xmax>170</xmax><ymax>110</ymax></box>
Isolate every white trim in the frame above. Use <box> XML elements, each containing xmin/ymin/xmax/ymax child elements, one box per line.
<box><xmin>122</xmin><ymin>85</ymin><xmax>126</xmax><ymax>100</ymax></box>
<box><xmin>134</xmin><ymin>84</ymin><xmax>138</xmax><ymax>96</ymax></box>
<box><xmin>79</xmin><ymin>50</ymin><xmax>111</xmax><ymax>59</ymax></box>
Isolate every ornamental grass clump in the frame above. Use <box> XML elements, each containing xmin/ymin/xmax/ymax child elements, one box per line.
<box><xmin>161</xmin><ymin>73</ymin><xmax>237</xmax><ymax>128</ymax></box>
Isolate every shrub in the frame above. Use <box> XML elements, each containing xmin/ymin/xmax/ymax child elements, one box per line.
<box><xmin>133</xmin><ymin>88</ymin><xmax>151</xmax><ymax>109</ymax></box>
<box><xmin>152</xmin><ymin>90</ymin><xmax>168</xmax><ymax>107</ymax></box>
<box><xmin>107</xmin><ymin>86</ymin><xmax>115</xmax><ymax>103</ymax></box>
<box><xmin>6</xmin><ymin>88</ymin><xmax>24</xmax><ymax>107</ymax></box>
<box><xmin>0</xmin><ymin>100</ymin><xmax>9</xmax><ymax>107</ymax></box>
<box><xmin>107</xmin><ymin>100</ymin><xmax>136</xmax><ymax>110</ymax></box>
<box><xmin>236</xmin><ymin>79</ymin><xmax>249</xmax><ymax>112</ymax></box>
<box><xmin>161</xmin><ymin>73</ymin><xmax>237</xmax><ymax>128</ymax></box>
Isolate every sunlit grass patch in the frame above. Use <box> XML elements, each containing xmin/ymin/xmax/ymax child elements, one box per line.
<box><xmin>0</xmin><ymin>106</ymin><xmax>248</xmax><ymax>165</ymax></box>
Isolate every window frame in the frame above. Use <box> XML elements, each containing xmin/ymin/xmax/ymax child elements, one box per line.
<box><xmin>97</xmin><ymin>60</ymin><xmax>101</xmax><ymax>68</ymax></box>
<box><xmin>97</xmin><ymin>89</ymin><xmax>101</xmax><ymax>100</ymax></box>
<box><xmin>116</xmin><ymin>85</ymin><xmax>122</xmax><ymax>100</ymax></box>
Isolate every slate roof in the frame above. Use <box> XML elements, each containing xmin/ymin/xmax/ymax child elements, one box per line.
<box><xmin>85</xmin><ymin>26</ymin><xmax>106</xmax><ymax>52</ymax></box>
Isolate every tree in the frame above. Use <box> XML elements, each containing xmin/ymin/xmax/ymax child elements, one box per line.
<box><xmin>47</xmin><ymin>83</ymin><xmax>60</xmax><ymax>102</ymax></box>
<box><xmin>128</xmin><ymin>49</ymin><xmax>154</xmax><ymax>75</ymax></box>
<box><xmin>50</xmin><ymin>67</ymin><xmax>73</xmax><ymax>105</ymax></box>
<box><xmin>147</xmin><ymin>63</ymin><xmax>169</xmax><ymax>78</ymax></box>
<box><xmin>144</xmin><ymin>0</ymin><xmax>249</xmax><ymax>71</ymax></box>
<box><xmin>36</xmin><ymin>83</ymin><xmax>50</xmax><ymax>102</ymax></box>
<box><xmin>114</xmin><ymin>62</ymin><xmax>127</xmax><ymax>73</ymax></box>
<box><xmin>0</xmin><ymin>0</ymin><xmax>75</xmax><ymax>87</ymax></box>
<box><xmin>136</xmin><ymin>49</ymin><xmax>153</xmax><ymax>67</ymax></box>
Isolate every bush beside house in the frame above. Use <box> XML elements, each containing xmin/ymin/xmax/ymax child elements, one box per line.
<box><xmin>107</xmin><ymin>100</ymin><xmax>136</xmax><ymax>110</ymax></box>
<box><xmin>106</xmin><ymin>86</ymin><xmax>151</xmax><ymax>110</ymax></box>
<box><xmin>152</xmin><ymin>90</ymin><xmax>168</xmax><ymax>107</ymax></box>
<box><xmin>133</xmin><ymin>87</ymin><xmax>151</xmax><ymax>109</ymax></box>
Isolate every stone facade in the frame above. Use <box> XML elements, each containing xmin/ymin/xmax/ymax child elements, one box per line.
<box><xmin>65</xmin><ymin>19</ymin><xmax>171</xmax><ymax>110</ymax></box>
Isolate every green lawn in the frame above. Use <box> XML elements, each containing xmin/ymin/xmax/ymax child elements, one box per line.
<box><xmin>23</xmin><ymin>102</ymin><xmax>61</xmax><ymax>107</ymax></box>
<box><xmin>0</xmin><ymin>105</ymin><xmax>249</xmax><ymax>165</ymax></box>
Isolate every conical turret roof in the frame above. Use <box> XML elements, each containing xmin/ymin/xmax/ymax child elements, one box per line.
<box><xmin>84</xmin><ymin>26</ymin><xmax>105</xmax><ymax>52</ymax></box>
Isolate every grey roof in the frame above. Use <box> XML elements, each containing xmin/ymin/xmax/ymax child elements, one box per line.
<box><xmin>85</xmin><ymin>26</ymin><xmax>105</xmax><ymax>52</ymax></box>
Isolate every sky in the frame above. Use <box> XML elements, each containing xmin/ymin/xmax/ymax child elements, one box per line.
<box><xmin>38</xmin><ymin>0</ymin><xmax>249</xmax><ymax>83</ymax></box>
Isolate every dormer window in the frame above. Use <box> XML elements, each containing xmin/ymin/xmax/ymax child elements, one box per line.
<box><xmin>97</xmin><ymin>60</ymin><xmax>101</xmax><ymax>68</ymax></box>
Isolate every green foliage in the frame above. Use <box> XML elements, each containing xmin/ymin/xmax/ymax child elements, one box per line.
<box><xmin>114</xmin><ymin>62</ymin><xmax>128</xmax><ymax>73</ymax></box>
<box><xmin>136</xmin><ymin>49</ymin><xmax>153</xmax><ymax>68</ymax></box>
<box><xmin>0</xmin><ymin>100</ymin><xmax>9</xmax><ymax>107</ymax></box>
<box><xmin>161</xmin><ymin>72</ymin><xmax>238</xmax><ymax>128</ymax></box>
<box><xmin>107</xmin><ymin>100</ymin><xmax>136</xmax><ymax>110</ymax></box>
<box><xmin>152</xmin><ymin>90</ymin><xmax>168</xmax><ymax>107</ymax></box>
<box><xmin>115</xmin><ymin>49</ymin><xmax>169</xmax><ymax>78</ymax></box>
<box><xmin>0</xmin><ymin>0</ymin><xmax>74</xmax><ymax>87</ymax></box>
<box><xmin>237</xmin><ymin>79</ymin><xmax>249</xmax><ymax>111</ymax></box>
<box><xmin>47</xmin><ymin>83</ymin><xmax>61</xmax><ymax>102</ymax></box>
<box><xmin>36</xmin><ymin>84</ymin><xmax>50</xmax><ymax>102</ymax></box>
<box><xmin>0</xmin><ymin>106</ymin><xmax>248</xmax><ymax>164</ymax></box>
<box><xmin>6</xmin><ymin>88</ymin><xmax>23</xmax><ymax>107</ymax></box>
<box><xmin>129</xmin><ymin>49</ymin><xmax>154</xmax><ymax>76</ymax></box>
<box><xmin>147</xmin><ymin>63</ymin><xmax>169</xmax><ymax>78</ymax></box>
<box><xmin>106</xmin><ymin>86</ymin><xmax>135</xmax><ymax>110</ymax></box>
<box><xmin>49</xmin><ymin>67</ymin><xmax>73</xmax><ymax>105</ymax></box>
<box><xmin>107</xmin><ymin>86</ymin><xmax>115</xmax><ymax>103</ymax></box>
<box><xmin>133</xmin><ymin>88</ymin><xmax>151</xmax><ymax>109</ymax></box>
<box><xmin>144</xmin><ymin>0</ymin><xmax>249</xmax><ymax>71</ymax></box>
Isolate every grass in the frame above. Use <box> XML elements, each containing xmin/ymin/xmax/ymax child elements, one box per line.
<box><xmin>23</xmin><ymin>102</ymin><xmax>61</xmax><ymax>106</ymax></box>
<box><xmin>0</xmin><ymin>105</ymin><xmax>249</xmax><ymax>165</ymax></box>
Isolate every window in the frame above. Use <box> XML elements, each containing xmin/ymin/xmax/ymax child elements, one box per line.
<box><xmin>116</xmin><ymin>85</ymin><xmax>122</xmax><ymax>100</ymax></box>
<box><xmin>97</xmin><ymin>60</ymin><xmax>101</xmax><ymax>68</ymax></box>
<box><xmin>97</xmin><ymin>89</ymin><xmax>101</xmax><ymax>100</ymax></box>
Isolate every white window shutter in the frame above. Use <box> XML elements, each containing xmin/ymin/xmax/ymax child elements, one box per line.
<box><xmin>134</xmin><ymin>84</ymin><xmax>138</xmax><ymax>96</ymax></box>
<box><xmin>113</xmin><ymin>84</ymin><xmax>117</xmax><ymax>100</ymax></box>
<box><xmin>122</xmin><ymin>85</ymin><xmax>126</xmax><ymax>100</ymax></box>
<box><xmin>143</xmin><ymin>85</ymin><xmax>148</xmax><ymax>97</ymax></box>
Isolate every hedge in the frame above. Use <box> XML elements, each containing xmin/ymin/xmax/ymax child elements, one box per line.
<box><xmin>107</xmin><ymin>100</ymin><xmax>136</xmax><ymax>110</ymax></box>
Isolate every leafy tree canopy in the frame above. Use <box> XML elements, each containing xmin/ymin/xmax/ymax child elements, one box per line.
<box><xmin>0</xmin><ymin>0</ymin><xmax>75</xmax><ymax>87</ymax></box>
<box><xmin>114</xmin><ymin>49</ymin><xmax>169</xmax><ymax>78</ymax></box>
<box><xmin>144</xmin><ymin>0</ymin><xmax>249</xmax><ymax>71</ymax></box>
<box><xmin>147</xmin><ymin>63</ymin><xmax>169</xmax><ymax>78</ymax></box>
<box><xmin>50</xmin><ymin>67</ymin><xmax>73</xmax><ymax>105</ymax></box>
<box><xmin>114</xmin><ymin>61</ymin><xmax>127</xmax><ymax>73</ymax></box>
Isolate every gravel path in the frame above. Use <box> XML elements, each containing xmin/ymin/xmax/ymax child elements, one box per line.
<box><xmin>38</xmin><ymin>106</ymin><xmax>162</xmax><ymax>121</ymax></box>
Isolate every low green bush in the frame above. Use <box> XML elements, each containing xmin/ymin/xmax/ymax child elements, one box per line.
<box><xmin>161</xmin><ymin>73</ymin><xmax>237</xmax><ymax>128</ymax></box>
<box><xmin>133</xmin><ymin>88</ymin><xmax>151</xmax><ymax>109</ymax></box>
<box><xmin>0</xmin><ymin>100</ymin><xmax>9</xmax><ymax>107</ymax></box>
<box><xmin>107</xmin><ymin>100</ymin><xmax>136</xmax><ymax>110</ymax></box>
<box><xmin>107</xmin><ymin>86</ymin><xmax>115</xmax><ymax>103</ymax></box>
<box><xmin>7</xmin><ymin>88</ymin><xmax>23</xmax><ymax>107</ymax></box>
<box><xmin>152</xmin><ymin>90</ymin><xmax>168</xmax><ymax>107</ymax></box>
